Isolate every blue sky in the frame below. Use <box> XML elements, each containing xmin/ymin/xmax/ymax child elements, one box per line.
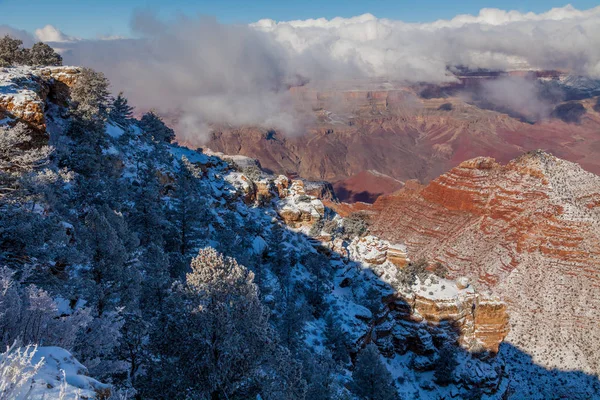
<box><xmin>1</xmin><ymin>0</ymin><xmax>599</xmax><ymax>39</ymax></box>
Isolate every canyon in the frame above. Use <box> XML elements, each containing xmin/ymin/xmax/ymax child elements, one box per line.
<box><xmin>335</xmin><ymin>151</ymin><xmax>600</xmax><ymax>376</ymax></box>
<box><xmin>202</xmin><ymin>71</ymin><xmax>600</xmax><ymax>203</ymax></box>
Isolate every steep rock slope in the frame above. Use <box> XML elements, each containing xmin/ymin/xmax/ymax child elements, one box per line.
<box><xmin>365</xmin><ymin>151</ymin><xmax>600</xmax><ymax>375</ymax></box>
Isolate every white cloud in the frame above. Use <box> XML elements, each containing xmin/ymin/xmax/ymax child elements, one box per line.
<box><xmin>12</xmin><ymin>4</ymin><xmax>600</xmax><ymax>142</ymax></box>
<box><xmin>34</xmin><ymin>25</ymin><xmax>78</xmax><ymax>43</ymax></box>
<box><xmin>253</xmin><ymin>5</ymin><xmax>600</xmax><ymax>80</ymax></box>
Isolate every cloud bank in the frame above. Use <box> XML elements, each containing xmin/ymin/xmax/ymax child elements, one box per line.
<box><xmin>8</xmin><ymin>4</ymin><xmax>600</xmax><ymax>140</ymax></box>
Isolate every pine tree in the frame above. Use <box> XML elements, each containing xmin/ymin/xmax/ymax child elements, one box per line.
<box><xmin>302</xmin><ymin>351</ymin><xmax>342</xmax><ymax>400</ymax></box>
<box><xmin>268</xmin><ymin>223</ymin><xmax>290</xmax><ymax>279</ymax></box>
<box><xmin>129</xmin><ymin>163</ymin><xmax>165</xmax><ymax>247</ymax></box>
<box><xmin>275</xmin><ymin>289</ymin><xmax>309</xmax><ymax>350</ymax></box>
<box><xmin>115</xmin><ymin>312</ymin><xmax>148</xmax><ymax>386</ymax></box>
<box><xmin>28</xmin><ymin>42</ymin><xmax>62</xmax><ymax>66</ymax></box>
<box><xmin>351</xmin><ymin>344</ymin><xmax>397</xmax><ymax>400</ymax></box>
<box><xmin>70</xmin><ymin>67</ymin><xmax>110</xmax><ymax>121</ymax></box>
<box><xmin>109</xmin><ymin>92</ymin><xmax>134</xmax><ymax>128</ymax></box>
<box><xmin>165</xmin><ymin>158</ymin><xmax>208</xmax><ymax>273</ymax></box>
<box><xmin>324</xmin><ymin>312</ymin><xmax>350</xmax><ymax>364</ymax></box>
<box><xmin>0</xmin><ymin>35</ymin><xmax>27</xmax><ymax>67</ymax></box>
<box><xmin>142</xmin><ymin>248</ymin><xmax>275</xmax><ymax>399</ymax></box>
<box><xmin>139</xmin><ymin>111</ymin><xmax>175</xmax><ymax>143</ymax></box>
<box><xmin>82</xmin><ymin>205</ymin><xmax>138</xmax><ymax>315</ymax></box>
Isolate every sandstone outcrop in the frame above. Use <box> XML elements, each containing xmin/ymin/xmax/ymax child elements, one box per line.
<box><xmin>342</xmin><ymin>235</ymin><xmax>509</xmax><ymax>354</ymax></box>
<box><xmin>274</xmin><ymin>179</ymin><xmax>325</xmax><ymax>229</ymax></box>
<box><xmin>0</xmin><ymin>66</ymin><xmax>80</xmax><ymax>136</ymax></box>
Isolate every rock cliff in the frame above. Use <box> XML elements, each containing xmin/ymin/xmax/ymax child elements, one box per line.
<box><xmin>0</xmin><ymin>66</ymin><xmax>80</xmax><ymax>137</ymax></box>
<box><xmin>364</xmin><ymin>151</ymin><xmax>600</xmax><ymax>375</ymax></box>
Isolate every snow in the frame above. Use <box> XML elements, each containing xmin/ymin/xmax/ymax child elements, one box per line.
<box><xmin>105</xmin><ymin>122</ymin><xmax>125</xmax><ymax>138</ymax></box>
<box><xmin>252</xmin><ymin>236</ymin><xmax>268</xmax><ymax>255</ymax></box>
<box><xmin>412</xmin><ymin>276</ymin><xmax>474</xmax><ymax>301</ymax></box>
<box><xmin>170</xmin><ymin>145</ymin><xmax>210</xmax><ymax>165</ymax></box>
<box><xmin>5</xmin><ymin>346</ymin><xmax>111</xmax><ymax>399</ymax></box>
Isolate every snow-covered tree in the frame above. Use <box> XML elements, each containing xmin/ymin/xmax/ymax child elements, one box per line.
<box><xmin>28</xmin><ymin>42</ymin><xmax>62</xmax><ymax>66</ymax></box>
<box><xmin>0</xmin><ymin>343</ymin><xmax>43</xmax><ymax>400</ymax></box>
<box><xmin>351</xmin><ymin>344</ymin><xmax>397</xmax><ymax>400</ymax></box>
<box><xmin>143</xmin><ymin>248</ymin><xmax>279</xmax><ymax>399</ymax></box>
<box><xmin>139</xmin><ymin>111</ymin><xmax>175</xmax><ymax>143</ymax></box>
<box><xmin>0</xmin><ymin>123</ymin><xmax>52</xmax><ymax>196</ymax></box>
<box><xmin>0</xmin><ymin>35</ymin><xmax>28</xmax><ymax>67</ymax></box>
<box><xmin>70</xmin><ymin>67</ymin><xmax>110</xmax><ymax>120</ymax></box>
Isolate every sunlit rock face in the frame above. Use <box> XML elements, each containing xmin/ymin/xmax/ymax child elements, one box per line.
<box><xmin>343</xmin><ymin>235</ymin><xmax>509</xmax><ymax>354</ymax></box>
<box><xmin>204</xmin><ymin>76</ymin><xmax>600</xmax><ymax>203</ymax></box>
<box><xmin>364</xmin><ymin>151</ymin><xmax>600</xmax><ymax>374</ymax></box>
<box><xmin>273</xmin><ymin>178</ymin><xmax>325</xmax><ymax>229</ymax></box>
<box><xmin>0</xmin><ymin>66</ymin><xmax>81</xmax><ymax>138</ymax></box>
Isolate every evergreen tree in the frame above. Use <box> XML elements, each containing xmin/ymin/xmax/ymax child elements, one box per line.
<box><xmin>139</xmin><ymin>111</ymin><xmax>175</xmax><ymax>143</ymax></box>
<box><xmin>165</xmin><ymin>158</ymin><xmax>208</xmax><ymax>276</ymax></box>
<box><xmin>302</xmin><ymin>351</ymin><xmax>342</xmax><ymax>400</ymax></box>
<box><xmin>0</xmin><ymin>123</ymin><xmax>52</xmax><ymax>198</ymax></box>
<box><xmin>81</xmin><ymin>205</ymin><xmax>138</xmax><ymax>315</ymax></box>
<box><xmin>129</xmin><ymin>162</ymin><xmax>165</xmax><ymax>247</ymax></box>
<box><xmin>351</xmin><ymin>344</ymin><xmax>397</xmax><ymax>400</ymax></box>
<box><xmin>0</xmin><ymin>35</ymin><xmax>28</xmax><ymax>67</ymax></box>
<box><xmin>28</xmin><ymin>42</ymin><xmax>62</xmax><ymax>66</ymax></box>
<box><xmin>70</xmin><ymin>67</ymin><xmax>110</xmax><ymax>121</ymax></box>
<box><xmin>109</xmin><ymin>92</ymin><xmax>134</xmax><ymax>128</ymax></box>
<box><xmin>324</xmin><ymin>312</ymin><xmax>350</xmax><ymax>364</ymax></box>
<box><xmin>115</xmin><ymin>312</ymin><xmax>148</xmax><ymax>386</ymax></box>
<box><xmin>268</xmin><ymin>223</ymin><xmax>290</xmax><ymax>279</ymax></box>
<box><xmin>142</xmin><ymin>248</ymin><xmax>277</xmax><ymax>399</ymax></box>
<box><xmin>275</xmin><ymin>288</ymin><xmax>309</xmax><ymax>350</ymax></box>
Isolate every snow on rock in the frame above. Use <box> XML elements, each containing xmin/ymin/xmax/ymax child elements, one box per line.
<box><xmin>346</xmin><ymin>235</ymin><xmax>410</xmax><ymax>269</ymax></box>
<box><xmin>274</xmin><ymin>178</ymin><xmax>325</xmax><ymax>229</ymax></box>
<box><xmin>169</xmin><ymin>145</ymin><xmax>210</xmax><ymax>165</ymax></box>
<box><xmin>0</xmin><ymin>66</ymin><xmax>80</xmax><ymax>133</ymax></box>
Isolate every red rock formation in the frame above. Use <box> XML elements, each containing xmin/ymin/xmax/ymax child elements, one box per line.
<box><xmin>364</xmin><ymin>151</ymin><xmax>600</xmax><ymax>374</ymax></box>
<box><xmin>342</xmin><ymin>235</ymin><xmax>508</xmax><ymax>353</ymax></box>
<box><xmin>204</xmin><ymin>85</ymin><xmax>600</xmax><ymax>203</ymax></box>
<box><xmin>0</xmin><ymin>66</ymin><xmax>81</xmax><ymax>136</ymax></box>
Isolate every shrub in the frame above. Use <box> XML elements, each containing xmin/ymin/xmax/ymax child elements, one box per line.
<box><xmin>242</xmin><ymin>166</ymin><xmax>262</xmax><ymax>182</ymax></box>
<box><xmin>342</xmin><ymin>212</ymin><xmax>368</xmax><ymax>239</ymax></box>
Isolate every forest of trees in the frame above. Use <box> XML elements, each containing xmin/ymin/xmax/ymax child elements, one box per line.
<box><xmin>0</xmin><ymin>35</ymin><xmax>62</xmax><ymax>67</ymax></box>
<box><xmin>0</xmin><ymin>51</ymin><xmax>402</xmax><ymax>399</ymax></box>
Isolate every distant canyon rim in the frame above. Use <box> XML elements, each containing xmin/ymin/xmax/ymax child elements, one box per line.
<box><xmin>177</xmin><ymin>69</ymin><xmax>600</xmax><ymax>203</ymax></box>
